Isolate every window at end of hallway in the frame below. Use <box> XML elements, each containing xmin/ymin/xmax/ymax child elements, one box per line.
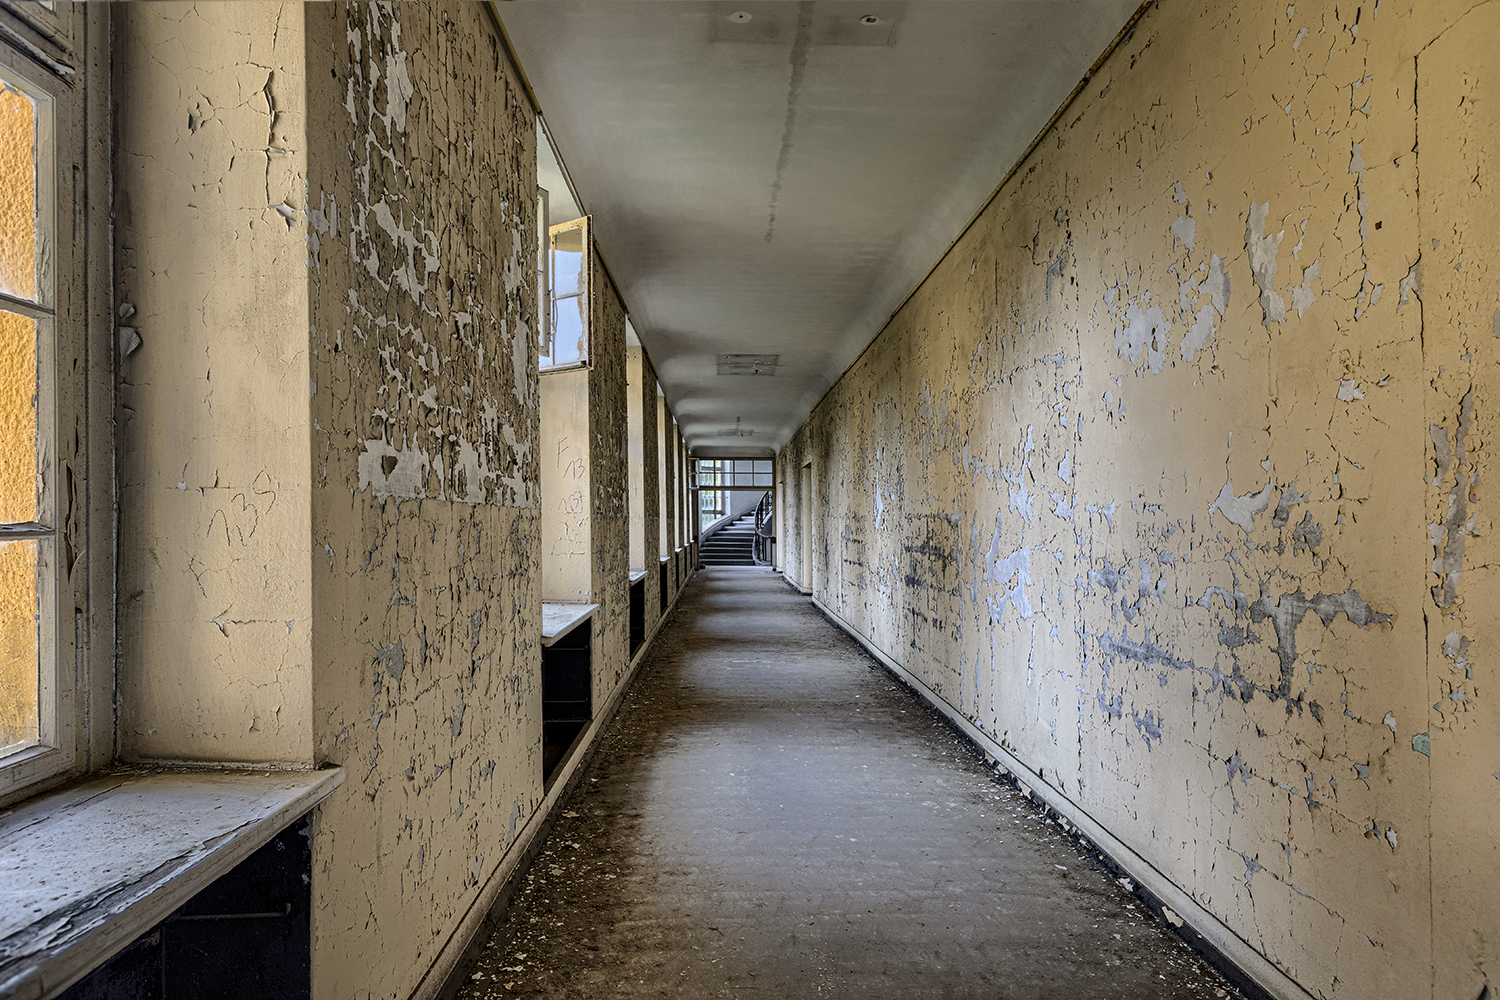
<box><xmin>693</xmin><ymin>460</ymin><xmax>772</xmax><ymax>530</ymax></box>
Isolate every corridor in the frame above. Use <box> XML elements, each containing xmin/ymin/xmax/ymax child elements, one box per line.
<box><xmin>458</xmin><ymin>570</ymin><xmax>1239</xmax><ymax>999</ymax></box>
<box><xmin>3</xmin><ymin>4</ymin><xmax>1495</xmax><ymax>999</ymax></box>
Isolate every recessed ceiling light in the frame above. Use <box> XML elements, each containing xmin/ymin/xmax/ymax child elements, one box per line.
<box><xmin>859</xmin><ymin>14</ymin><xmax>880</xmax><ymax>25</ymax></box>
<box><xmin>729</xmin><ymin>11</ymin><xmax>752</xmax><ymax>23</ymax></box>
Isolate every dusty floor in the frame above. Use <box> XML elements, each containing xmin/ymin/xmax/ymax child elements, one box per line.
<box><xmin>457</xmin><ymin>568</ymin><xmax>1242</xmax><ymax>999</ymax></box>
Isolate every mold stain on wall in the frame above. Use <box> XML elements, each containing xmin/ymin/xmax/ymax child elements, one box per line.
<box><xmin>780</xmin><ymin>3</ymin><xmax>1498</xmax><ymax>997</ymax></box>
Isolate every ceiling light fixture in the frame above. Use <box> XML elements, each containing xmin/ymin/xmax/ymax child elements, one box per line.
<box><xmin>859</xmin><ymin>14</ymin><xmax>880</xmax><ymax>25</ymax></box>
<box><xmin>729</xmin><ymin>10</ymin><xmax>752</xmax><ymax>23</ymax></box>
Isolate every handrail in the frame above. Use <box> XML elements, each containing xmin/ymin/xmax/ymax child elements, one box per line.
<box><xmin>752</xmin><ymin>489</ymin><xmax>775</xmax><ymax>566</ymax></box>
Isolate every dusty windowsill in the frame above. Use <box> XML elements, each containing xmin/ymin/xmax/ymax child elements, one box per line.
<box><xmin>541</xmin><ymin>602</ymin><xmax>598</xmax><ymax>647</ymax></box>
<box><xmin>0</xmin><ymin>765</ymin><xmax>344</xmax><ymax>1000</ymax></box>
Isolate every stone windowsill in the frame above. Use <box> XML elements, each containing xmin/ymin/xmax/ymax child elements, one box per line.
<box><xmin>540</xmin><ymin>602</ymin><xmax>598</xmax><ymax>647</ymax></box>
<box><xmin>0</xmin><ymin>765</ymin><xmax>345</xmax><ymax>1000</ymax></box>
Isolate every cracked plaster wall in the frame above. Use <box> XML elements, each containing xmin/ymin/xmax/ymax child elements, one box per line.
<box><xmin>584</xmin><ymin>262</ymin><xmax>631</xmax><ymax>700</ymax></box>
<box><xmin>114</xmin><ymin>3</ymin><xmax>565</xmax><ymax>998</ymax></box>
<box><xmin>631</xmin><ymin>346</ymin><xmax>665</xmax><ymax>629</ymax></box>
<box><xmin>541</xmin><ymin>368</ymin><xmax>591</xmax><ymax>601</ymax></box>
<box><xmin>116</xmin><ymin>2</ymin><xmax>315</xmax><ymax>764</ymax></box>
<box><xmin>113</xmin><ymin>4</ymin><xmax>674</xmax><ymax>999</ymax></box>
<box><xmin>781</xmin><ymin>2</ymin><xmax>1499</xmax><ymax>997</ymax></box>
<box><xmin>538</xmin><ymin>257</ymin><xmax>632</xmax><ymax>695</ymax></box>
<box><xmin>302</xmin><ymin>4</ymin><xmax>545</xmax><ymax>998</ymax></box>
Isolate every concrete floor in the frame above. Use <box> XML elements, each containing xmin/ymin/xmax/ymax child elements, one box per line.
<box><xmin>458</xmin><ymin>568</ymin><xmax>1242</xmax><ymax>999</ymax></box>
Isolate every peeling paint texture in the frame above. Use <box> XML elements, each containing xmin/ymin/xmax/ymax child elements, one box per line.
<box><xmin>304</xmin><ymin>5</ymin><xmax>542</xmax><ymax>998</ymax></box>
<box><xmin>779</xmin><ymin>3</ymin><xmax>1499</xmax><ymax>997</ymax></box>
<box><xmin>116</xmin><ymin>3</ymin><xmax>315</xmax><ymax>764</ymax></box>
<box><xmin>114</xmin><ymin>4</ymin><xmax>545</xmax><ymax>999</ymax></box>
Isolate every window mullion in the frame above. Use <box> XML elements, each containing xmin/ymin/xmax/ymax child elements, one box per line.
<box><xmin>0</xmin><ymin>289</ymin><xmax>51</xmax><ymax>320</ymax></box>
<box><xmin>0</xmin><ymin>522</ymin><xmax>54</xmax><ymax>538</ymax></box>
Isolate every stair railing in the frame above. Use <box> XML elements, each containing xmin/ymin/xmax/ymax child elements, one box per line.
<box><xmin>752</xmin><ymin>489</ymin><xmax>774</xmax><ymax>566</ymax></box>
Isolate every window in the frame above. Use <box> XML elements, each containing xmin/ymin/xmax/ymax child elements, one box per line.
<box><xmin>0</xmin><ymin>4</ymin><xmax>105</xmax><ymax>806</ymax></box>
<box><xmin>535</xmin><ymin>186</ymin><xmax>549</xmax><ymax>359</ymax></box>
<box><xmin>694</xmin><ymin>460</ymin><xmax>772</xmax><ymax>530</ymax></box>
<box><xmin>694</xmin><ymin>459</ymin><xmax>773</xmax><ymax>489</ymax></box>
<box><xmin>539</xmin><ymin>215</ymin><xmax>591</xmax><ymax>371</ymax></box>
<box><xmin>699</xmin><ymin>488</ymin><xmax>724</xmax><ymax>528</ymax></box>
<box><xmin>0</xmin><ymin>56</ymin><xmax>60</xmax><ymax>775</ymax></box>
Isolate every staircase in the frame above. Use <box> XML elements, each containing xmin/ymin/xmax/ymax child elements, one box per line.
<box><xmin>699</xmin><ymin>511</ymin><xmax>756</xmax><ymax>566</ymax></box>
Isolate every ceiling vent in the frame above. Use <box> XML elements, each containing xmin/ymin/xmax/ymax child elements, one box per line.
<box><xmin>717</xmin><ymin>354</ymin><xmax>778</xmax><ymax>376</ymax></box>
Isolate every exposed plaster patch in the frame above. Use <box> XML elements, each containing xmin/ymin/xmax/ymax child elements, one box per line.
<box><xmin>1200</xmin><ymin>253</ymin><xmax>1231</xmax><ymax>316</ymax></box>
<box><xmin>1249</xmin><ymin>586</ymin><xmax>1392</xmax><ymax>698</ymax></box>
<box><xmin>1397</xmin><ymin>256</ymin><xmax>1420</xmax><ymax>307</ymax></box>
<box><xmin>1290</xmin><ymin>259</ymin><xmax>1322</xmax><ymax>316</ymax></box>
<box><xmin>1170</xmin><ymin>215</ymin><xmax>1197</xmax><ymax>252</ymax></box>
<box><xmin>1181</xmin><ymin>305</ymin><xmax>1216</xmax><ymax>362</ymax></box>
<box><xmin>1245</xmin><ymin>201</ymin><xmax>1286</xmax><ymax>326</ymax></box>
<box><xmin>1114</xmin><ymin>299</ymin><xmax>1170</xmax><ymax>374</ymax></box>
<box><xmin>1430</xmin><ymin>390</ymin><xmax>1474</xmax><ymax>609</ymax></box>
<box><xmin>1208</xmin><ymin>478</ymin><xmax>1275</xmax><ymax>533</ymax></box>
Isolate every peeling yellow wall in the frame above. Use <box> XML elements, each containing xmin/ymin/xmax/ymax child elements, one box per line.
<box><xmin>782</xmin><ymin>3</ymin><xmax>1499</xmax><ymax>997</ymax></box>
<box><xmin>639</xmin><ymin>352</ymin><xmax>663</xmax><ymax>630</ymax></box>
<box><xmin>302</xmin><ymin>4</ymin><xmax>543</xmax><ymax>997</ymax></box>
<box><xmin>115</xmin><ymin>2</ymin><xmax>314</xmax><ymax>764</ymax></box>
<box><xmin>1418</xmin><ymin>5</ymin><xmax>1500</xmax><ymax>994</ymax></box>
<box><xmin>111</xmin><ymin>4</ymin><xmax>678</xmax><ymax>997</ymax></box>
<box><xmin>588</xmin><ymin>266</ymin><xmax>631</xmax><ymax>698</ymax></box>
<box><xmin>541</xmin><ymin>368</ymin><xmax>591</xmax><ymax>601</ymax></box>
<box><xmin>627</xmin><ymin>346</ymin><xmax>646</xmax><ymax>571</ymax></box>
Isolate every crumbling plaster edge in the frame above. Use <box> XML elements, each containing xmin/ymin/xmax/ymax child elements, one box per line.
<box><xmin>808</xmin><ymin>595</ymin><xmax>1315</xmax><ymax>1000</ymax></box>
<box><xmin>411</xmin><ymin>567</ymin><xmax>698</xmax><ymax>1000</ymax></box>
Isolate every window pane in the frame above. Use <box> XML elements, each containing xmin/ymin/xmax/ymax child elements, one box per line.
<box><xmin>543</xmin><ymin>219</ymin><xmax>588</xmax><ymax>371</ymax></box>
<box><xmin>0</xmin><ymin>538</ymin><xmax>39</xmax><ymax>757</ymax></box>
<box><xmin>0</xmin><ymin>76</ymin><xmax>38</xmax><ymax>303</ymax></box>
<box><xmin>552</xmin><ymin>247</ymin><xmax>583</xmax><ymax>298</ymax></box>
<box><xmin>551</xmin><ymin>294</ymin><xmax>585</xmax><ymax>367</ymax></box>
<box><xmin>0</xmin><ymin>309</ymin><xmax>36</xmax><ymax>523</ymax></box>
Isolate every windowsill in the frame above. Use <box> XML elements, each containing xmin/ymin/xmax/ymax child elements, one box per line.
<box><xmin>628</xmin><ymin>570</ymin><xmax>647</xmax><ymax>584</ymax></box>
<box><xmin>540</xmin><ymin>601</ymin><xmax>598</xmax><ymax>647</ymax></box>
<box><xmin>0</xmin><ymin>765</ymin><xmax>344</xmax><ymax>1000</ymax></box>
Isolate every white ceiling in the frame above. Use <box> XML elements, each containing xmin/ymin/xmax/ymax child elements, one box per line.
<box><xmin>501</xmin><ymin>1</ymin><xmax>1138</xmax><ymax>457</ymax></box>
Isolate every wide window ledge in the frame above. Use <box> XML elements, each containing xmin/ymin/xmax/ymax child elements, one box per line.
<box><xmin>541</xmin><ymin>601</ymin><xmax>598</xmax><ymax>647</ymax></box>
<box><xmin>0</xmin><ymin>765</ymin><xmax>345</xmax><ymax>1000</ymax></box>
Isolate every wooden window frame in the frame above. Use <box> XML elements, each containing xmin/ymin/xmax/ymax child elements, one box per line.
<box><xmin>540</xmin><ymin>214</ymin><xmax>592</xmax><ymax>373</ymax></box>
<box><xmin>0</xmin><ymin>2</ymin><xmax>112</xmax><ymax>809</ymax></box>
